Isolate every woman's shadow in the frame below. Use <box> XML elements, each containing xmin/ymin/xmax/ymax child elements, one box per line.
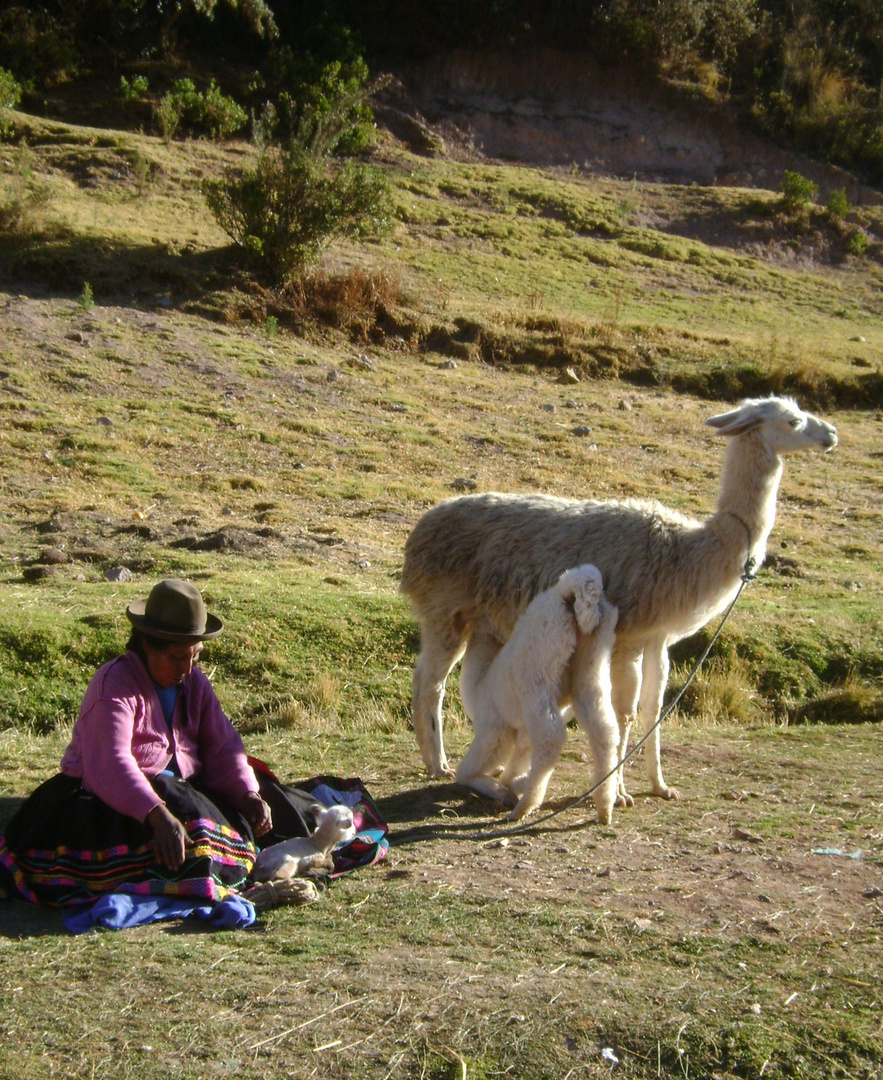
<box><xmin>1</xmin><ymin>796</ymin><xmax>67</xmax><ymax>938</ymax></box>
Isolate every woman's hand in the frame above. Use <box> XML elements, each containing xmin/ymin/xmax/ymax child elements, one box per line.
<box><xmin>146</xmin><ymin>804</ymin><xmax>189</xmax><ymax>870</ymax></box>
<box><xmin>241</xmin><ymin>791</ymin><xmax>272</xmax><ymax>837</ymax></box>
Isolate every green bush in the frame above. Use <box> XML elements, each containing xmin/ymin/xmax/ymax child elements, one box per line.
<box><xmin>120</xmin><ymin>74</ymin><xmax>149</xmax><ymax>102</ymax></box>
<box><xmin>204</xmin><ymin>145</ymin><xmax>391</xmax><ymax>284</ymax></box>
<box><xmin>846</xmin><ymin>229</ymin><xmax>869</xmax><ymax>257</ymax></box>
<box><xmin>0</xmin><ymin>66</ymin><xmax>21</xmax><ymax>139</ymax></box>
<box><xmin>155</xmin><ymin>78</ymin><xmax>248</xmax><ymax>140</ymax></box>
<box><xmin>270</xmin><ymin>56</ymin><xmax>380</xmax><ymax>155</ymax></box>
<box><xmin>779</xmin><ymin>170</ymin><xmax>817</xmax><ymax>212</ymax></box>
<box><xmin>825</xmin><ymin>187</ymin><xmax>850</xmax><ymax>220</ymax></box>
<box><xmin>204</xmin><ymin>64</ymin><xmax>391</xmax><ymax>284</ymax></box>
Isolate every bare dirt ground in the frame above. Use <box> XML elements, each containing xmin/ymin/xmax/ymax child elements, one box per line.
<box><xmin>378</xmin><ymin>732</ymin><xmax>883</xmax><ymax>940</ymax></box>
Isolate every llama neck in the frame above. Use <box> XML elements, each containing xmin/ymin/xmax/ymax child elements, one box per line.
<box><xmin>712</xmin><ymin>430</ymin><xmax>783</xmax><ymax>565</ymax></box>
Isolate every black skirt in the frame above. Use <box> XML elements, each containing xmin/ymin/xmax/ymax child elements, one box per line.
<box><xmin>0</xmin><ymin>768</ymin><xmax>318</xmax><ymax>908</ymax></box>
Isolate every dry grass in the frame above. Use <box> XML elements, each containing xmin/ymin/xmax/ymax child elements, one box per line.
<box><xmin>0</xmin><ymin>99</ymin><xmax>881</xmax><ymax>1080</ymax></box>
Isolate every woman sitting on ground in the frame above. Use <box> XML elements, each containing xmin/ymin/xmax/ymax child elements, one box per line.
<box><xmin>0</xmin><ymin>579</ymin><xmax>317</xmax><ymax>907</ymax></box>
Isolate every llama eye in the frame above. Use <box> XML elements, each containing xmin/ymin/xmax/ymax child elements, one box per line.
<box><xmin>789</xmin><ymin>419</ymin><xmax>802</xmax><ymax>428</ymax></box>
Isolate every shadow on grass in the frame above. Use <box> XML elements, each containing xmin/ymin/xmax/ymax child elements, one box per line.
<box><xmin>0</xmin><ymin>227</ymin><xmax>242</xmax><ymax>308</ymax></box>
<box><xmin>0</xmin><ymin>796</ymin><xmax>24</xmax><ymax>832</ymax></box>
<box><xmin>0</xmin><ymin>899</ymin><xmax>66</xmax><ymax>940</ymax></box>
<box><xmin>377</xmin><ymin>781</ymin><xmax>611</xmax><ymax>847</ymax></box>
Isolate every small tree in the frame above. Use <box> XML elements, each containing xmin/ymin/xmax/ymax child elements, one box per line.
<box><xmin>780</xmin><ymin>170</ymin><xmax>818</xmax><ymax>212</ymax></box>
<box><xmin>205</xmin><ymin>145</ymin><xmax>391</xmax><ymax>284</ymax></box>
<box><xmin>825</xmin><ymin>188</ymin><xmax>850</xmax><ymax>220</ymax></box>
<box><xmin>204</xmin><ymin>73</ymin><xmax>392</xmax><ymax>285</ymax></box>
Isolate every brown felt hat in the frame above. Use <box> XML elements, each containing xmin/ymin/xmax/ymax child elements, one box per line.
<box><xmin>126</xmin><ymin>579</ymin><xmax>223</xmax><ymax>641</ymax></box>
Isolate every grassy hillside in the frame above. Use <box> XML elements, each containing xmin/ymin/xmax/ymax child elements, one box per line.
<box><xmin>2</xmin><ymin>110</ymin><xmax>881</xmax><ymax>730</ymax></box>
<box><xmin>0</xmin><ymin>106</ymin><xmax>881</xmax><ymax>1080</ymax></box>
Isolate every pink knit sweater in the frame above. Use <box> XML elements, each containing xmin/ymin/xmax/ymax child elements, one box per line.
<box><xmin>60</xmin><ymin>651</ymin><xmax>259</xmax><ymax>823</ymax></box>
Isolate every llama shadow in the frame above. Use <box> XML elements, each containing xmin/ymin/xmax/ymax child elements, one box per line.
<box><xmin>375</xmin><ymin>781</ymin><xmax>500</xmax><ymax>826</ymax></box>
<box><xmin>375</xmin><ymin>782</ymin><xmax>605</xmax><ymax>847</ymax></box>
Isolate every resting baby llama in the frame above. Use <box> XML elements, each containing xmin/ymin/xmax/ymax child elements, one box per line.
<box><xmin>400</xmin><ymin>396</ymin><xmax>837</xmax><ymax>812</ymax></box>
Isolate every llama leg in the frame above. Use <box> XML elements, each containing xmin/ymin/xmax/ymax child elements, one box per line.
<box><xmin>412</xmin><ymin>623</ymin><xmax>467</xmax><ymax>778</ymax></box>
<box><xmin>640</xmin><ymin>641</ymin><xmax>680</xmax><ymax>800</ymax></box>
<box><xmin>456</xmin><ymin>722</ymin><xmax>518</xmax><ymax>806</ymax></box>
<box><xmin>505</xmin><ymin>707</ymin><xmax>567</xmax><ymax>821</ymax></box>
<box><xmin>610</xmin><ymin>646</ymin><xmax>642</xmax><ymax>808</ymax></box>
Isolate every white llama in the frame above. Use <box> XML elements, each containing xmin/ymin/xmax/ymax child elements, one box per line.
<box><xmin>400</xmin><ymin>396</ymin><xmax>837</xmax><ymax>807</ymax></box>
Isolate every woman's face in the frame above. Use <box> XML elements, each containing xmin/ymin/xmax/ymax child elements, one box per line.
<box><xmin>144</xmin><ymin>641</ymin><xmax>204</xmax><ymax>688</ymax></box>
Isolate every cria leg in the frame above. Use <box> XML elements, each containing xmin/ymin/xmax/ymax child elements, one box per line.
<box><xmin>411</xmin><ymin>622</ymin><xmax>467</xmax><ymax>778</ymax></box>
<box><xmin>504</xmin><ymin>706</ymin><xmax>567</xmax><ymax>821</ymax></box>
<box><xmin>498</xmin><ymin>731</ymin><xmax>531</xmax><ymax>792</ymax></box>
<box><xmin>571</xmin><ymin>650</ymin><xmax>620</xmax><ymax>825</ymax></box>
<box><xmin>455</xmin><ymin>722</ymin><xmax>518</xmax><ymax>806</ymax></box>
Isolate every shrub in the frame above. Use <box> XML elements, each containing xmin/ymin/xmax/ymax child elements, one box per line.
<box><xmin>779</xmin><ymin>170</ymin><xmax>818</xmax><ymax>212</ymax></box>
<box><xmin>120</xmin><ymin>74</ymin><xmax>149</xmax><ymax>102</ymax></box>
<box><xmin>78</xmin><ymin>282</ymin><xmax>94</xmax><ymax>312</ymax></box>
<box><xmin>204</xmin><ymin>146</ymin><xmax>392</xmax><ymax>284</ymax></box>
<box><xmin>273</xmin><ymin>57</ymin><xmax>381</xmax><ymax>155</ymax></box>
<box><xmin>825</xmin><ymin>187</ymin><xmax>850</xmax><ymax>219</ymax></box>
<box><xmin>155</xmin><ymin>78</ymin><xmax>247</xmax><ymax>141</ymax></box>
<box><xmin>846</xmin><ymin>229</ymin><xmax>869</xmax><ymax>257</ymax></box>
<box><xmin>0</xmin><ymin>66</ymin><xmax>21</xmax><ymax>139</ymax></box>
<box><xmin>0</xmin><ymin>7</ymin><xmax>78</xmax><ymax>86</ymax></box>
<box><xmin>204</xmin><ymin>67</ymin><xmax>392</xmax><ymax>284</ymax></box>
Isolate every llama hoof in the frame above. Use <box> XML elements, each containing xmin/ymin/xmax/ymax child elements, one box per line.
<box><xmin>596</xmin><ymin>807</ymin><xmax>614</xmax><ymax>827</ymax></box>
<box><xmin>653</xmin><ymin>784</ymin><xmax>681</xmax><ymax>801</ymax></box>
<box><xmin>615</xmin><ymin>792</ymin><xmax>635</xmax><ymax>808</ymax></box>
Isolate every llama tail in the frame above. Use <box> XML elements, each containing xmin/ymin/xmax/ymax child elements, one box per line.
<box><xmin>557</xmin><ymin>564</ymin><xmax>604</xmax><ymax>634</ymax></box>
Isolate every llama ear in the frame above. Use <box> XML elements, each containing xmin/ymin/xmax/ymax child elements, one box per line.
<box><xmin>572</xmin><ymin>577</ymin><xmax>603</xmax><ymax>634</ymax></box>
<box><xmin>706</xmin><ymin>408</ymin><xmax>762</xmax><ymax>437</ymax></box>
<box><xmin>574</xmin><ymin>596</ymin><xmax>601</xmax><ymax>634</ymax></box>
<box><xmin>309</xmin><ymin>802</ymin><xmax>328</xmax><ymax>816</ymax></box>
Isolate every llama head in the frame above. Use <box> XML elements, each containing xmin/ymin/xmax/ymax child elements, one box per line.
<box><xmin>310</xmin><ymin>803</ymin><xmax>358</xmax><ymax>848</ymax></box>
<box><xmin>706</xmin><ymin>396</ymin><xmax>837</xmax><ymax>456</ymax></box>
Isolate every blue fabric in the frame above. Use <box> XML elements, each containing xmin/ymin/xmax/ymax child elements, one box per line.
<box><xmin>310</xmin><ymin>783</ymin><xmax>362</xmax><ymax>809</ymax></box>
<box><xmin>151</xmin><ymin>681</ymin><xmax>181</xmax><ymax>774</ymax></box>
<box><xmin>62</xmin><ymin>891</ymin><xmax>256</xmax><ymax>933</ymax></box>
<box><xmin>153</xmin><ymin>682</ymin><xmax>180</xmax><ymax>727</ymax></box>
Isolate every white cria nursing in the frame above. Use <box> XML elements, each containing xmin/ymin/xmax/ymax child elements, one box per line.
<box><xmin>400</xmin><ymin>396</ymin><xmax>837</xmax><ymax>811</ymax></box>
<box><xmin>457</xmin><ymin>564</ymin><xmax>619</xmax><ymax>823</ymax></box>
<box><xmin>251</xmin><ymin>803</ymin><xmax>357</xmax><ymax>883</ymax></box>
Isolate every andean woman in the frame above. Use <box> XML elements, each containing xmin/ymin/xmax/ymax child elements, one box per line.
<box><xmin>0</xmin><ymin>579</ymin><xmax>315</xmax><ymax>908</ymax></box>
